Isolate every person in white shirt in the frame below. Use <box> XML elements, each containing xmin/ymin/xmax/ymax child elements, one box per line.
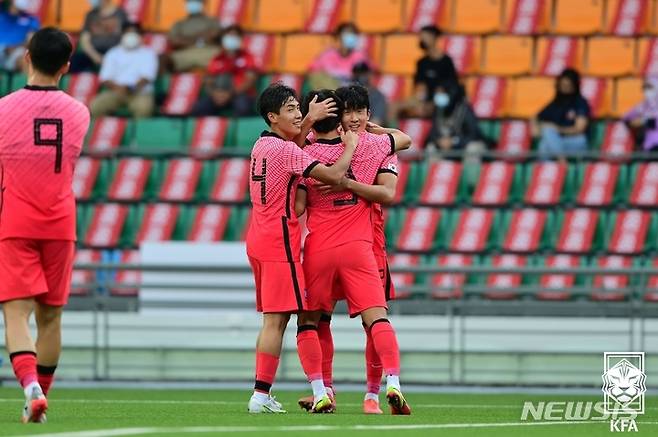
<box><xmin>90</xmin><ymin>23</ymin><xmax>158</xmax><ymax>118</ymax></box>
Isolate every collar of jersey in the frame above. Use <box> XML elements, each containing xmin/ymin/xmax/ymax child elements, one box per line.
<box><xmin>24</xmin><ymin>85</ymin><xmax>59</xmax><ymax>91</ymax></box>
<box><xmin>315</xmin><ymin>137</ymin><xmax>342</xmax><ymax>145</ymax></box>
<box><xmin>260</xmin><ymin>130</ymin><xmax>284</xmax><ymax>140</ymax></box>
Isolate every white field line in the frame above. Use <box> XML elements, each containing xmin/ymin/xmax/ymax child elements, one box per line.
<box><xmin>19</xmin><ymin>421</ymin><xmax>658</xmax><ymax>437</ymax></box>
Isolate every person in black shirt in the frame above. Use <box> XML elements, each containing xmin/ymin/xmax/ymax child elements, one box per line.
<box><xmin>392</xmin><ymin>25</ymin><xmax>458</xmax><ymax>120</ymax></box>
<box><xmin>533</xmin><ymin>68</ymin><xmax>590</xmax><ymax>160</ymax></box>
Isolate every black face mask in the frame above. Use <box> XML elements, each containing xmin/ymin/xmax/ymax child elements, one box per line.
<box><xmin>419</xmin><ymin>41</ymin><xmax>429</xmax><ymax>51</ymax></box>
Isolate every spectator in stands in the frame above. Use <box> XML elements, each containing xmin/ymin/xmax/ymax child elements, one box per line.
<box><xmin>90</xmin><ymin>23</ymin><xmax>158</xmax><ymax>118</ymax></box>
<box><xmin>0</xmin><ymin>0</ymin><xmax>40</xmax><ymax>72</ymax></box>
<box><xmin>70</xmin><ymin>0</ymin><xmax>128</xmax><ymax>73</ymax></box>
<box><xmin>351</xmin><ymin>61</ymin><xmax>387</xmax><ymax>125</ymax></box>
<box><xmin>533</xmin><ymin>68</ymin><xmax>590</xmax><ymax>160</ymax></box>
<box><xmin>308</xmin><ymin>22</ymin><xmax>370</xmax><ymax>90</ymax></box>
<box><xmin>166</xmin><ymin>0</ymin><xmax>221</xmax><ymax>72</ymax></box>
<box><xmin>392</xmin><ymin>25</ymin><xmax>458</xmax><ymax>120</ymax></box>
<box><xmin>191</xmin><ymin>25</ymin><xmax>258</xmax><ymax>116</ymax></box>
<box><xmin>623</xmin><ymin>77</ymin><xmax>658</xmax><ymax>153</ymax></box>
<box><xmin>426</xmin><ymin>80</ymin><xmax>485</xmax><ymax>185</ymax></box>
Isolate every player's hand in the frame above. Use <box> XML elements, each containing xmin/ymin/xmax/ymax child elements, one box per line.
<box><xmin>366</xmin><ymin>121</ymin><xmax>387</xmax><ymax>135</ymax></box>
<box><xmin>316</xmin><ymin>177</ymin><xmax>350</xmax><ymax>193</ymax></box>
<box><xmin>308</xmin><ymin>95</ymin><xmax>338</xmax><ymax>122</ymax></box>
<box><xmin>341</xmin><ymin>129</ymin><xmax>359</xmax><ymax>150</ymax></box>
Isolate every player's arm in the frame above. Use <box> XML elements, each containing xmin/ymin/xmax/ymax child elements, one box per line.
<box><xmin>345</xmin><ymin>171</ymin><xmax>398</xmax><ymax>205</ymax></box>
<box><xmin>294</xmin><ymin>95</ymin><xmax>338</xmax><ymax>149</ymax></box>
<box><xmin>306</xmin><ymin>130</ymin><xmax>358</xmax><ymax>185</ymax></box>
<box><xmin>366</xmin><ymin>122</ymin><xmax>412</xmax><ymax>152</ymax></box>
<box><xmin>295</xmin><ymin>186</ymin><xmax>308</xmax><ymax>217</ymax></box>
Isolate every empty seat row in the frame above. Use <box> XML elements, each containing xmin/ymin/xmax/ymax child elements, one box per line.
<box><xmin>40</xmin><ymin>0</ymin><xmax>658</xmax><ymax>36</ymax></box>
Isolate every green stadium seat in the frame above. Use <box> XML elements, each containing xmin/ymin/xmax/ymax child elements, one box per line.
<box><xmin>133</xmin><ymin>118</ymin><xmax>186</xmax><ymax>151</ymax></box>
<box><xmin>9</xmin><ymin>73</ymin><xmax>27</xmax><ymax>92</ymax></box>
<box><xmin>233</xmin><ymin>117</ymin><xmax>268</xmax><ymax>149</ymax></box>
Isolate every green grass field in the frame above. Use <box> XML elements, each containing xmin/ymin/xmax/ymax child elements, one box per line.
<box><xmin>0</xmin><ymin>388</ymin><xmax>655</xmax><ymax>436</ymax></box>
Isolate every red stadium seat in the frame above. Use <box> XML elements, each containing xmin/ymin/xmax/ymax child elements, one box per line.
<box><xmin>67</xmin><ymin>73</ymin><xmax>99</xmax><ymax>108</ymax></box>
<box><xmin>86</xmin><ymin>117</ymin><xmax>128</xmax><ymax>152</ymax></box>
<box><xmin>535</xmin><ymin>37</ymin><xmax>584</xmax><ymax>76</ymax></box>
<box><xmin>304</xmin><ymin>0</ymin><xmax>351</xmax><ymax>33</ymax></box>
<box><xmin>605</xmin><ymin>0</ymin><xmax>650</xmax><ymax>36</ymax></box>
<box><xmin>591</xmin><ymin>256</ymin><xmax>632</xmax><ymax>301</ymax></box>
<box><xmin>442</xmin><ymin>35</ymin><xmax>480</xmax><ymax>75</ymax></box>
<box><xmin>387</xmin><ymin>254</ymin><xmax>419</xmax><ymax>299</ymax></box>
<box><xmin>599</xmin><ymin>121</ymin><xmax>634</xmax><ymax>158</ymax></box>
<box><xmin>537</xmin><ymin>254</ymin><xmax>580</xmax><ymax>301</ymax></box>
<box><xmin>372</xmin><ymin>75</ymin><xmax>412</xmax><ymax>102</ymax></box>
<box><xmin>484</xmin><ymin>254</ymin><xmax>526</xmax><ymax>300</ymax></box>
<box><xmin>524</xmin><ymin>162</ymin><xmax>568</xmax><ymax>206</ymax></box>
<box><xmin>210</xmin><ymin>0</ymin><xmax>251</xmax><ymax>27</ymax></box>
<box><xmin>555</xmin><ymin>208</ymin><xmax>600</xmax><ymax>254</ymax></box>
<box><xmin>112</xmin><ymin>250</ymin><xmax>141</xmax><ymax>297</ymax></box>
<box><xmin>107</xmin><ymin>158</ymin><xmax>153</xmax><ymax>201</ymax></box>
<box><xmin>73</xmin><ymin>158</ymin><xmax>101</xmax><ymax>201</ymax></box>
<box><xmin>136</xmin><ymin>204</ymin><xmax>181</xmax><ymax>243</ymax></box>
<box><xmin>419</xmin><ymin>160</ymin><xmax>462</xmax><ymax>206</ymax></box>
<box><xmin>449</xmin><ymin>208</ymin><xmax>495</xmax><ymax>253</ymax></box>
<box><xmin>398</xmin><ymin>119</ymin><xmax>432</xmax><ymax>153</ymax></box>
<box><xmin>209</xmin><ymin>159</ymin><xmax>250</xmax><ymax>202</ymax></box>
<box><xmin>637</xmin><ymin>38</ymin><xmax>658</xmax><ymax>76</ymax></box>
<box><xmin>468</xmin><ymin>76</ymin><xmax>508</xmax><ymax>118</ymax></box>
<box><xmin>71</xmin><ymin>249</ymin><xmax>101</xmax><ymax>296</ymax></box>
<box><xmin>629</xmin><ymin>162</ymin><xmax>658</xmax><ymax>207</ymax></box>
<box><xmin>503</xmin><ymin>0</ymin><xmax>550</xmax><ymax>34</ymax></box>
<box><xmin>392</xmin><ymin>160</ymin><xmax>410</xmax><ymax>204</ymax></box>
<box><xmin>84</xmin><ymin>204</ymin><xmax>129</xmax><ymax>247</ymax></box>
<box><xmin>495</xmin><ymin>120</ymin><xmax>531</xmax><ymax>156</ymax></box>
<box><xmin>431</xmin><ymin>254</ymin><xmax>472</xmax><ymax>300</ymax></box>
<box><xmin>472</xmin><ymin>161</ymin><xmax>516</xmax><ymax>206</ymax></box>
<box><xmin>581</xmin><ymin>77</ymin><xmax>612</xmax><ymax>117</ymax></box>
<box><xmin>607</xmin><ymin>210</ymin><xmax>651</xmax><ymax>255</ymax></box>
<box><xmin>576</xmin><ymin>162</ymin><xmax>620</xmax><ymax>206</ymax></box>
<box><xmin>158</xmin><ymin>159</ymin><xmax>203</xmax><ymax>202</ymax></box>
<box><xmin>188</xmin><ymin>206</ymin><xmax>234</xmax><ymax>242</ymax></box>
<box><xmin>162</xmin><ymin>73</ymin><xmax>203</xmax><ymax>115</ymax></box>
<box><xmin>645</xmin><ymin>258</ymin><xmax>658</xmax><ymax>302</ymax></box>
<box><xmin>189</xmin><ymin>117</ymin><xmax>230</xmax><ymax>152</ymax></box>
<box><xmin>404</xmin><ymin>0</ymin><xmax>451</xmax><ymax>32</ymax></box>
<box><xmin>270</xmin><ymin>73</ymin><xmax>304</xmax><ymax>93</ymax></box>
<box><xmin>395</xmin><ymin>207</ymin><xmax>442</xmax><ymax>252</ymax></box>
<box><xmin>502</xmin><ymin>209</ymin><xmax>547</xmax><ymax>253</ymax></box>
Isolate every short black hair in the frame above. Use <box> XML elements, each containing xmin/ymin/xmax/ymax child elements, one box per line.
<box><xmin>334</xmin><ymin>22</ymin><xmax>359</xmax><ymax>36</ymax></box>
<box><xmin>122</xmin><ymin>21</ymin><xmax>143</xmax><ymax>34</ymax></box>
<box><xmin>27</xmin><ymin>27</ymin><xmax>73</xmax><ymax>76</ymax></box>
<box><xmin>335</xmin><ymin>84</ymin><xmax>370</xmax><ymax>111</ymax></box>
<box><xmin>257</xmin><ymin>83</ymin><xmax>298</xmax><ymax>126</ymax></box>
<box><xmin>420</xmin><ymin>25</ymin><xmax>441</xmax><ymax>37</ymax></box>
<box><xmin>302</xmin><ymin>89</ymin><xmax>344</xmax><ymax>134</ymax></box>
<box><xmin>223</xmin><ymin>24</ymin><xmax>244</xmax><ymax>36</ymax></box>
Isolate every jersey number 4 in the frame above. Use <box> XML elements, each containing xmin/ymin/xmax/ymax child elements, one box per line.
<box><xmin>34</xmin><ymin>118</ymin><xmax>64</xmax><ymax>174</ymax></box>
<box><xmin>251</xmin><ymin>158</ymin><xmax>267</xmax><ymax>204</ymax></box>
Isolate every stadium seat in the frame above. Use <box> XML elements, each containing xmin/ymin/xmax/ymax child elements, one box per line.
<box><xmin>552</xmin><ymin>0</ymin><xmax>604</xmax><ymax>35</ymax></box>
<box><xmin>107</xmin><ymin>158</ymin><xmax>154</xmax><ymax>201</ymax></box>
<box><xmin>398</xmin><ymin>118</ymin><xmax>432</xmax><ymax>153</ymax></box>
<box><xmin>280</xmin><ymin>34</ymin><xmax>331</xmax><ymax>74</ymax></box>
<box><xmin>607</xmin><ymin>210</ymin><xmax>652</xmax><ymax>255</ymax></box>
<box><xmin>210</xmin><ymin>0</ymin><xmax>253</xmax><ymax>27</ymax></box>
<box><xmin>494</xmin><ymin>120</ymin><xmax>531</xmax><ymax>157</ymax></box>
<box><xmin>381</xmin><ymin>34</ymin><xmax>423</xmax><ymax>75</ymax></box>
<box><xmin>71</xmin><ymin>249</ymin><xmax>101</xmax><ymax>296</ymax></box>
<box><xmin>450</xmin><ymin>0</ymin><xmax>503</xmax><ymax>34</ymax></box>
<box><xmin>575</xmin><ymin>162</ymin><xmax>623</xmax><ymax>206</ymax></box>
<box><xmin>591</xmin><ymin>255</ymin><xmax>633</xmax><ymax>301</ymax></box>
<box><xmin>208</xmin><ymin>159</ymin><xmax>251</xmax><ymax>202</ymax></box>
<box><xmin>120</xmin><ymin>0</ymin><xmax>150</xmax><ymax>23</ymax></box>
<box><xmin>67</xmin><ymin>73</ymin><xmax>99</xmax><ymax>108</ymax></box>
<box><xmin>598</xmin><ymin>120</ymin><xmax>634</xmax><ymax>157</ymax></box>
<box><xmin>395</xmin><ymin>207</ymin><xmax>446</xmax><ymax>252</ymax></box>
<box><xmin>233</xmin><ymin>117</ymin><xmax>268</xmax><ymax>149</ymax></box>
<box><xmin>501</xmin><ymin>208</ymin><xmax>548</xmax><ymax>253</ymax></box>
<box><xmin>373</xmin><ymin>75</ymin><xmax>412</xmax><ymax>102</ymax></box>
<box><xmin>430</xmin><ymin>253</ymin><xmax>473</xmax><ymax>300</ymax></box>
<box><xmin>467</xmin><ymin>76</ymin><xmax>508</xmax><ymax>118</ymax></box>
<box><xmin>84</xmin><ymin>204</ymin><xmax>129</xmax><ymax>247</ymax></box>
<box><xmin>136</xmin><ymin>203</ymin><xmax>181</xmax><ymax>243</ymax></box>
<box><xmin>629</xmin><ymin>162</ymin><xmax>658</xmax><ymax>207</ymax></box>
<box><xmin>59</xmin><ymin>0</ymin><xmax>92</xmax><ymax>31</ymax></box>
<box><xmin>614</xmin><ymin>77</ymin><xmax>643</xmax><ymax>117</ymax></box>
<box><xmin>161</xmin><ymin>73</ymin><xmax>203</xmax><ymax>115</ymax></box>
<box><xmin>418</xmin><ymin>160</ymin><xmax>464</xmax><ymax>206</ymax></box>
<box><xmin>506</xmin><ymin>77</ymin><xmax>554</xmax><ymax>118</ymax></box>
<box><xmin>244</xmin><ymin>34</ymin><xmax>280</xmax><ymax>73</ymax></box>
<box><xmin>645</xmin><ymin>257</ymin><xmax>658</xmax><ymax>302</ymax></box>
<box><xmin>404</xmin><ymin>0</ymin><xmax>451</xmax><ymax>32</ymax></box>
<box><xmin>554</xmin><ymin>208</ymin><xmax>604</xmax><ymax>254</ymax></box>
<box><xmin>184</xmin><ymin>117</ymin><xmax>231</xmax><ymax>151</ymax></box>
<box><xmin>133</xmin><ymin>118</ymin><xmax>186</xmax><ymax>150</ymax></box>
<box><xmin>483</xmin><ymin>254</ymin><xmax>527</xmax><ymax>300</ymax></box>
<box><xmin>73</xmin><ymin>158</ymin><xmax>101</xmax><ymax>201</ymax></box>
<box><xmin>354</xmin><ymin>0</ymin><xmax>404</xmax><ymax>32</ymax></box>
<box><xmin>86</xmin><ymin>117</ymin><xmax>129</xmax><ymax>151</ymax></box>
<box><xmin>303</xmin><ymin>0</ymin><xmax>352</xmax><ymax>33</ymax></box>
<box><xmin>110</xmin><ymin>250</ymin><xmax>141</xmax><ymax>297</ymax></box>
<box><xmin>188</xmin><ymin>205</ymin><xmax>235</xmax><ymax>241</ymax></box>
<box><xmin>387</xmin><ymin>254</ymin><xmax>420</xmax><ymax>299</ymax></box>
<box><xmin>442</xmin><ymin>35</ymin><xmax>481</xmax><ymax>75</ymax></box>
<box><xmin>637</xmin><ymin>38</ymin><xmax>658</xmax><ymax>76</ymax></box>
<box><xmin>585</xmin><ymin>37</ymin><xmax>636</xmax><ymax>77</ymax></box>
<box><xmin>503</xmin><ymin>0</ymin><xmax>550</xmax><ymax>34</ymax></box>
<box><xmin>534</xmin><ymin>37</ymin><xmax>584</xmax><ymax>76</ymax></box>
<box><xmin>581</xmin><ymin>77</ymin><xmax>612</xmax><ymax>118</ymax></box>
<box><xmin>471</xmin><ymin>161</ymin><xmax>521</xmax><ymax>205</ymax></box>
<box><xmin>536</xmin><ymin>254</ymin><xmax>582</xmax><ymax>301</ymax></box>
<box><xmin>158</xmin><ymin>159</ymin><xmax>203</xmax><ymax>202</ymax></box>
<box><xmin>391</xmin><ymin>161</ymin><xmax>410</xmax><ymax>204</ymax></box>
<box><xmin>449</xmin><ymin>208</ymin><xmax>498</xmax><ymax>253</ymax></box>
<box><xmin>481</xmin><ymin>36</ymin><xmax>533</xmax><ymax>76</ymax></box>
<box><xmin>605</xmin><ymin>0</ymin><xmax>650</xmax><ymax>36</ymax></box>
<box><xmin>144</xmin><ymin>0</ymin><xmax>186</xmax><ymax>31</ymax></box>
<box><xmin>249</xmin><ymin>0</ymin><xmax>306</xmax><ymax>32</ymax></box>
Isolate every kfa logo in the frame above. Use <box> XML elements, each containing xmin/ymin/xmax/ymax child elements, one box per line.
<box><xmin>602</xmin><ymin>352</ymin><xmax>646</xmax><ymax>432</ymax></box>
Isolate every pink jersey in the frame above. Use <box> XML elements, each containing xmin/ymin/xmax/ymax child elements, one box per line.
<box><xmin>371</xmin><ymin>154</ymin><xmax>399</xmax><ymax>257</ymax></box>
<box><xmin>303</xmin><ymin>132</ymin><xmax>394</xmax><ymax>254</ymax></box>
<box><xmin>246</xmin><ymin>131</ymin><xmax>320</xmax><ymax>262</ymax></box>
<box><xmin>0</xmin><ymin>86</ymin><xmax>90</xmax><ymax>241</ymax></box>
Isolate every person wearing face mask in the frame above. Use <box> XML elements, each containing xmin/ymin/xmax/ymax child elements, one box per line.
<box><xmin>0</xmin><ymin>0</ymin><xmax>40</xmax><ymax>72</ymax></box>
<box><xmin>426</xmin><ymin>80</ymin><xmax>485</xmax><ymax>185</ymax></box>
<box><xmin>308</xmin><ymin>22</ymin><xmax>371</xmax><ymax>90</ymax></box>
<box><xmin>165</xmin><ymin>0</ymin><xmax>220</xmax><ymax>72</ymax></box>
<box><xmin>623</xmin><ymin>77</ymin><xmax>658</xmax><ymax>154</ymax></box>
<box><xmin>69</xmin><ymin>0</ymin><xmax>128</xmax><ymax>73</ymax></box>
<box><xmin>533</xmin><ymin>68</ymin><xmax>591</xmax><ymax>160</ymax></box>
<box><xmin>90</xmin><ymin>23</ymin><xmax>158</xmax><ymax>118</ymax></box>
<box><xmin>191</xmin><ymin>25</ymin><xmax>259</xmax><ymax>116</ymax></box>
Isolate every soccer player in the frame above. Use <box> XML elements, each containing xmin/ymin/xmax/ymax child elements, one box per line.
<box><xmin>246</xmin><ymin>83</ymin><xmax>357</xmax><ymax>414</ymax></box>
<box><xmin>0</xmin><ymin>28</ymin><xmax>90</xmax><ymax>423</ymax></box>
<box><xmin>296</xmin><ymin>88</ymin><xmax>412</xmax><ymax>415</ymax></box>
<box><xmin>297</xmin><ymin>85</ymin><xmax>401</xmax><ymax>414</ymax></box>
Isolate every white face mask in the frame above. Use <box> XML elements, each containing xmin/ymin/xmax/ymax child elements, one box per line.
<box><xmin>644</xmin><ymin>88</ymin><xmax>657</xmax><ymax>102</ymax></box>
<box><xmin>433</xmin><ymin>92</ymin><xmax>450</xmax><ymax>108</ymax></box>
<box><xmin>186</xmin><ymin>1</ymin><xmax>204</xmax><ymax>15</ymax></box>
<box><xmin>13</xmin><ymin>0</ymin><xmax>31</xmax><ymax>12</ymax></box>
<box><xmin>341</xmin><ymin>32</ymin><xmax>360</xmax><ymax>50</ymax></box>
<box><xmin>121</xmin><ymin>32</ymin><xmax>141</xmax><ymax>50</ymax></box>
<box><xmin>88</xmin><ymin>0</ymin><xmax>101</xmax><ymax>8</ymax></box>
<box><xmin>222</xmin><ymin>34</ymin><xmax>242</xmax><ymax>52</ymax></box>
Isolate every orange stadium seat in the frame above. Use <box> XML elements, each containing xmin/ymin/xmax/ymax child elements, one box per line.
<box><xmin>280</xmin><ymin>34</ymin><xmax>331</xmax><ymax>74</ymax></box>
<box><xmin>207</xmin><ymin>0</ymin><xmax>253</xmax><ymax>26</ymax></box>
<box><xmin>605</xmin><ymin>0</ymin><xmax>650</xmax><ymax>35</ymax></box>
<box><xmin>41</xmin><ymin>0</ymin><xmax>60</xmax><ymax>27</ymax></box>
<box><xmin>354</xmin><ymin>0</ymin><xmax>404</xmax><ymax>33</ymax></box>
<box><xmin>381</xmin><ymin>34</ymin><xmax>423</xmax><ymax>75</ymax></box>
<box><xmin>507</xmin><ymin>77</ymin><xmax>554</xmax><ymax>119</ymax></box>
<box><xmin>585</xmin><ymin>37</ymin><xmax>636</xmax><ymax>77</ymax></box>
<box><xmin>59</xmin><ymin>0</ymin><xmax>93</xmax><ymax>31</ymax></box>
<box><xmin>403</xmin><ymin>0</ymin><xmax>451</xmax><ymax>32</ymax></box>
<box><xmin>651</xmin><ymin>0</ymin><xmax>658</xmax><ymax>35</ymax></box>
<box><xmin>581</xmin><ymin>77</ymin><xmax>613</xmax><ymax>117</ymax></box>
<box><xmin>249</xmin><ymin>0</ymin><xmax>307</xmax><ymax>33</ymax></box>
<box><xmin>552</xmin><ymin>0</ymin><xmax>605</xmax><ymax>35</ymax></box>
<box><xmin>481</xmin><ymin>36</ymin><xmax>533</xmax><ymax>76</ymax></box>
<box><xmin>450</xmin><ymin>0</ymin><xmax>503</xmax><ymax>34</ymax></box>
<box><xmin>614</xmin><ymin>77</ymin><xmax>643</xmax><ymax>117</ymax></box>
<box><xmin>144</xmin><ymin>0</ymin><xmax>187</xmax><ymax>32</ymax></box>
<box><xmin>503</xmin><ymin>0</ymin><xmax>550</xmax><ymax>34</ymax></box>
<box><xmin>302</xmin><ymin>0</ymin><xmax>353</xmax><ymax>33</ymax></box>
<box><xmin>534</xmin><ymin>37</ymin><xmax>584</xmax><ymax>75</ymax></box>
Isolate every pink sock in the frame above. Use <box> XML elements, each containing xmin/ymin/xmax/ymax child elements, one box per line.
<box><xmin>254</xmin><ymin>351</ymin><xmax>279</xmax><ymax>394</ymax></box>
<box><xmin>296</xmin><ymin>326</ymin><xmax>323</xmax><ymax>382</ymax></box>
<box><xmin>317</xmin><ymin>316</ymin><xmax>334</xmax><ymax>388</ymax></box>
<box><xmin>10</xmin><ymin>351</ymin><xmax>38</xmax><ymax>389</ymax></box>
<box><xmin>370</xmin><ymin>319</ymin><xmax>400</xmax><ymax>376</ymax></box>
<box><xmin>364</xmin><ymin>324</ymin><xmax>383</xmax><ymax>394</ymax></box>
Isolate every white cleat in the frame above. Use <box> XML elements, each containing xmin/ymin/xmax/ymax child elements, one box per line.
<box><xmin>248</xmin><ymin>395</ymin><xmax>287</xmax><ymax>413</ymax></box>
<box><xmin>21</xmin><ymin>385</ymin><xmax>48</xmax><ymax>423</ymax></box>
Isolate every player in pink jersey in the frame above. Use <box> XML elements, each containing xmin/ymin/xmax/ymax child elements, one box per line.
<box><xmin>294</xmin><ymin>88</ymin><xmax>412</xmax><ymax>415</ymax></box>
<box><xmin>246</xmin><ymin>83</ymin><xmax>358</xmax><ymax>414</ymax></box>
<box><xmin>297</xmin><ymin>86</ymin><xmax>402</xmax><ymax>414</ymax></box>
<box><xmin>0</xmin><ymin>28</ymin><xmax>90</xmax><ymax>424</ymax></box>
